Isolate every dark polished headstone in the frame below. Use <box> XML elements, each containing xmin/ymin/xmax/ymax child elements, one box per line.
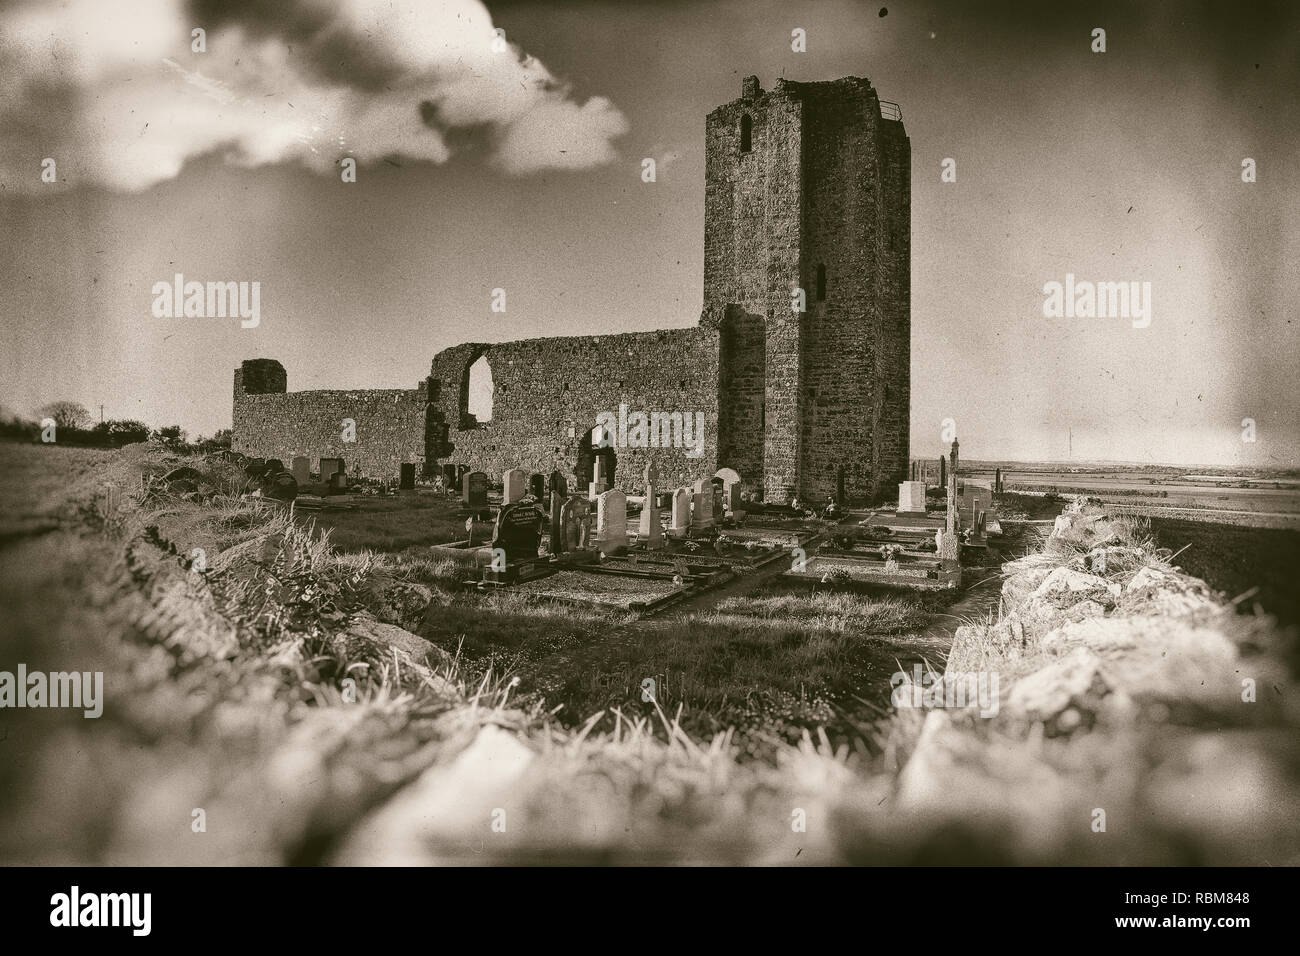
<box><xmin>491</xmin><ymin>502</ymin><xmax>542</xmax><ymax>564</ymax></box>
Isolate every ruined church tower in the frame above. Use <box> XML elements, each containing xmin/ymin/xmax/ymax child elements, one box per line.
<box><xmin>706</xmin><ymin>75</ymin><xmax>910</xmax><ymax>503</ymax></box>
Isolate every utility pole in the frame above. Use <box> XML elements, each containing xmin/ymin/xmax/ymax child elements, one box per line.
<box><xmin>99</xmin><ymin>404</ymin><xmax>104</xmax><ymax>423</ymax></box>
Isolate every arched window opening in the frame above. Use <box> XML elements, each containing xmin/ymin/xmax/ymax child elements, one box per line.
<box><xmin>740</xmin><ymin>114</ymin><xmax>752</xmax><ymax>153</ymax></box>
<box><xmin>466</xmin><ymin>355</ymin><xmax>494</xmax><ymax>423</ymax></box>
<box><xmin>816</xmin><ymin>263</ymin><xmax>827</xmax><ymax>301</ymax></box>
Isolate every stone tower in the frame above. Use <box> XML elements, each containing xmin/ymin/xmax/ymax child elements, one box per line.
<box><xmin>234</xmin><ymin>358</ymin><xmax>287</xmax><ymax>400</ymax></box>
<box><xmin>706</xmin><ymin>75</ymin><xmax>910</xmax><ymax>503</ymax></box>
<box><xmin>231</xmin><ymin>358</ymin><xmax>287</xmax><ymax>458</ymax></box>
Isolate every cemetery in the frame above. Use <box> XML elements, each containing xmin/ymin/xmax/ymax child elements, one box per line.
<box><xmin>432</xmin><ymin>459</ymin><xmax>812</xmax><ymax>613</ymax></box>
<box><xmin>236</xmin><ymin>431</ymin><xmax>1006</xmax><ymax>627</ymax></box>
<box><xmin>3</xmin><ymin>5</ymin><xmax>1297</xmax><ymax>876</ymax></box>
<box><xmin>170</xmin><ymin>435</ymin><xmax>1032</xmax><ymax>753</ymax></box>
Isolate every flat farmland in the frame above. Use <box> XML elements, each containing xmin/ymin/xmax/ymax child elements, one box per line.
<box><xmin>962</xmin><ymin>462</ymin><xmax>1300</xmax><ymax>529</ymax></box>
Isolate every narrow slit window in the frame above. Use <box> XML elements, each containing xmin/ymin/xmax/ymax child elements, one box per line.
<box><xmin>740</xmin><ymin>114</ymin><xmax>752</xmax><ymax>153</ymax></box>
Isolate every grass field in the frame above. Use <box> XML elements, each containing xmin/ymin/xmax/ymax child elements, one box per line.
<box><xmin>546</xmin><ymin>586</ymin><xmax>937</xmax><ymax>757</ymax></box>
<box><xmin>298</xmin><ymin>492</ymin><xmax>483</xmax><ymax>552</ymax></box>
<box><xmin>1148</xmin><ymin>516</ymin><xmax>1300</xmax><ymax>629</ymax></box>
<box><xmin>414</xmin><ymin>575</ymin><xmax>951</xmax><ymax>759</ymax></box>
<box><xmin>4</xmin><ymin>441</ymin><xmax>1298</xmax><ymax>864</ymax></box>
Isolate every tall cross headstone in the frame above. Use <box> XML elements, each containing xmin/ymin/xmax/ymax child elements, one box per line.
<box><xmin>590</xmin><ymin>456</ymin><xmax>609</xmax><ymax>501</ymax></box>
<box><xmin>946</xmin><ymin>440</ymin><xmax>959</xmax><ymax>534</ymax></box>
<box><xmin>936</xmin><ymin>528</ymin><xmax>961</xmax><ymax>570</ymax></box>
<box><xmin>639</xmin><ymin>461</ymin><xmax>662</xmax><ymax>549</ymax></box>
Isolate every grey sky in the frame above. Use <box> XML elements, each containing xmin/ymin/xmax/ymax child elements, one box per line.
<box><xmin>1</xmin><ymin>0</ymin><xmax>1296</xmax><ymax>467</ymax></box>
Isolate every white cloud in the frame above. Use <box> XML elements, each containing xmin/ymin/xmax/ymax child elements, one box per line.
<box><xmin>0</xmin><ymin>0</ymin><xmax>628</xmax><ymax>192</ymax></box>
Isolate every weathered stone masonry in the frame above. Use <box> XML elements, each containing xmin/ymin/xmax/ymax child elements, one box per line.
<box><xmin>233</xmin><ymin>359</ymin><xmax>428</xmax><ymax>478</ymax></box>
<box><xmin>426</xmin><ymin>327</ymin><xmax>721</xmax><ymax>490</ymax></box>
<box><xmin>704</xmin><ymin>76</ymin><xmax>910</xmax><ymax>501</ymax></box>
<box><xmin>232</xmin><ymin>76</ymin><xmax>910</xmax><ymax>502</ymax></box>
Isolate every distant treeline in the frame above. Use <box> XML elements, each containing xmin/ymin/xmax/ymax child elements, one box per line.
<box><xmin>0</xmin><ymin>406</ymin><xmax>230</xmax><ymax>453</ymax></box>
<box><xmin>1007</xmin><ymin>483</ymin><xmax>1170</xmax><ymax>498</ymax></box>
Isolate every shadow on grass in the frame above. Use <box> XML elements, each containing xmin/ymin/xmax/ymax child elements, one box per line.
<box><xmin>300</xmin><ymin>494</ymin><xmax>479</xmax><ymax>552</ymax></box>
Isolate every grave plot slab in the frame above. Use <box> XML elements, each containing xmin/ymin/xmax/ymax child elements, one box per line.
<box><xmin>781</xmin><ymin>554</ymin><xmax>959</xmax><ymax>590</ymax></box>
<box><xmin>584</xmin><ymin>555</ymin><xmax>731</xmax><ymax>587</ymax></box>
<box><xmin>479</xmin><ymin>558</ymin><xmax>556</xmax><ymax>587</ymax></box>
<box><xmin>507</xmin><ymin>568</ymin><xmax>689</xmax><ymax>611</ymax></box>
<box><xmin>862</xmin><ymin>511</ymin><xmax>945</xmax><ymax>534</ymax></box>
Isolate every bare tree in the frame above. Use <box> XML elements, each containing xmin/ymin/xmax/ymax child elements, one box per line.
<box><xmin>37</xmin><ymin>400</ymin><xmax>90</xmax><ymax>430</ymax></box>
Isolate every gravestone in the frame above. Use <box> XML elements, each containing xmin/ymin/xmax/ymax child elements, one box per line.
<box><xmin>710</xmin><ymin>477</ymin><xmax>725</xmax><ymax>523</ymax></box>
<box><xmin>946</xmin><ymin>461</ymin><xmax>959</xmax><ymax>534</ymax></box>
<box><xmin>936</xmin><ymin>528</ymin><xmax>961</xmax><ymax>570</ymax></box>
<box><xmin>669</xmin><ymin>488</ymin><xmax>691</xmax><ymax>538</ymax></box>
<box><xmin>263</xmin><ymin>471</ymin><xmax>298</xmax><ymax>502</ymax></box>
<box><xmin>559</xmin><ymin>496</ymin><xmax>591</xmax><ymax>551</ymax></box>
<box><xmin>714</xmin><ymin>468</ymin><xmax>741</xmax><ymax>512</ymax></box>
<box><xmin>463</xmin><ymin>471</ymin><xmax>489</xmax><ymax>510</ymax></box>
<box><xmin>590</xmin><ymin>457</ymin><xmax>609</xmax><ymax>501</ymax></box>
<box><xmin>491</xmin><ymin>502</ymin><xmax>542</xmax><ymax>565</ymax></box>
<box><xmin>547</xmin><ymin>471</ymin><xmax>567</xmax><ymax>498</ymax></box>
<box><xmin>691</xmin><ymin>478</ymin><xmax>714</xmax><ymax>530</ymax></box>
<box><xmin>595</xmin><ymin>489</ymin><xmax>628</xmax><ymax>553</ymax></box>
<box><xmin>291</xmin><ymin>456</ymin><xmax>310</xmax><ymax>484</ymax></box>
<box><xmin>503</xmin><ymin>468</ymin><xmax>528</xmax><ymax>505</ymax></box>
<box><xmin>529</xmin><ymin>473</ymin><xmax>546</xmax><ymax>500</ymax></box>
<box><xmin>549</xmin><ymin>491</ymin><xmax>565</xmax><ymax>553</ymax></box>
<box><xmin>319</xmin><ymin>458</ymin><xmax>341</xmax><ymax>485</ymax></box>
<box><xmin>639</xmin><ymin>461</ymin><xmax>663</xmax><ymax>549</ymax></box>
<box><xmin>961</xmin><ymin>480</ymin><xmax>993</xmax><ymax>530</ymax></box>
<box><xmin>400</xmin><ymin>463</ymin><xmax>416</xmax><ymax>490</ymax></box>
<box><xmin>897</xmin><ymin>481</ymin><xmax>927</xmax><ymax>514</ymax></box>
